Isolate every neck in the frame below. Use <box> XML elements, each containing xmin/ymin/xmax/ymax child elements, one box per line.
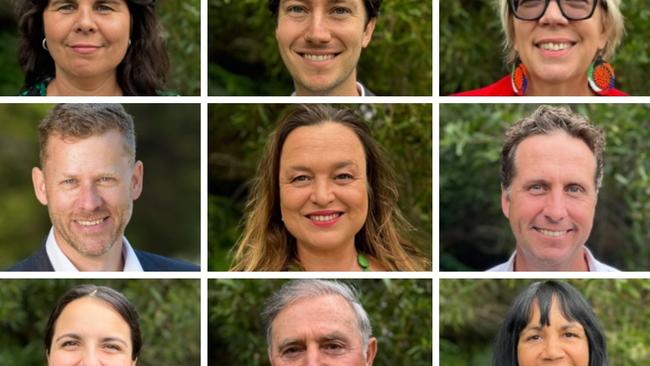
<box><xmin>295</xmin><ymin>73</ymin><xmax>360</xmax><ymax>96</ymax></box>
<box><xmin>54</xmin><ymin>231</ymin><xmax>125</xmax><ymax>271</ymax></box>
<box><xmin>525</xmin><ymin>75</ymin><xmax>593</xmax><ymax>96</ymax></box>
<box><xmin>297</xmin><ymin>241</ymin><xmax>363</xmax><ymax>271</ymax></box>
<box><xmin>47</xmin><ymin>70</ymin><xmax>123</xmax><ymax>96</ymax></box>
<box><xmin>514</xmin><ymin>247</ymin><xmax>589</xmax><ymax>271</ymax></box>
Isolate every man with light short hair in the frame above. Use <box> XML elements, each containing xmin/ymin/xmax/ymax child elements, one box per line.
<box><xmin>490</xmin><ymin>105</ymin><xmax>618</xmax><ymax>272</ymax></box>
<box><xmin>9</xmin><ymin>104</ymin><xmax>198</xmax><ymax>272</ymax></box>
<box><xmin>263</xmin><ymin>279</ymin><xmax>377</xmax><ymax>366</ymax></box>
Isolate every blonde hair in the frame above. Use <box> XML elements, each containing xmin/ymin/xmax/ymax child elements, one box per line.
<box><xmin>498</xmin><ymin>0</ymin><xmax>625</xmax><ymax>64</ymax></box>
<box><xmin>230</xmin><ymin>105</ymin><xmax>429</xmax><ymax>271</ymax></box>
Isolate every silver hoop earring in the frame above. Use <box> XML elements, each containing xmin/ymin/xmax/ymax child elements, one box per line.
<box><xmin>42</xmin><ymin>38</ymin><xmax>48</xmax><ymax>51</ymax></box>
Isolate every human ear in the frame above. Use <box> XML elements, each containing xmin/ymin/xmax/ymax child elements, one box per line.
<box><xmin>501</xmin><ymin>186</ymin><xmax>510</xmax><ymax>219</ymax></box>
<box><xmin>365</xmin><ymin>337</ymin><xmax>378</xmax><ymax>365</ymax></box>
<box><xmin>361</xmin><ymin>18</ymin><xmax>376</xmax><ymax>48</ymax></box>
<box><xmin>32</xmin><ymin>167</ymin><xmax>49</xmax><ymax>205</ymax></box>
<box><xmin>131</xmin><ymin>161</ymin><xmax>144</xmax><ymax>200</ymax></box>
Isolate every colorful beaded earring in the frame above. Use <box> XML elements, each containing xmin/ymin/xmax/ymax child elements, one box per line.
<box><xmin>511</xmin><ymin>57</ymin><xmax>528</xmax><ymax>96</ymax></box>
<box><xmin>588</xmin><ymin>52</ymin><xmax>615</xmax><ymax>96</ymax></box>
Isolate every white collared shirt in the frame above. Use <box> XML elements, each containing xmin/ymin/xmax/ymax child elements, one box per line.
<box><xmin>487</xmin><ymin>247</ymin><xmax>619</xmax><ymax>272</ymax></box>
<box><xmin>45</xmin><ymin>227</ymin><xmax>144</xmax><ymax>272</ymax></box>
<box><xmin>291</xmin><ymin>81</ymin><xmax>367</xmax><ymax>96</ymax></box>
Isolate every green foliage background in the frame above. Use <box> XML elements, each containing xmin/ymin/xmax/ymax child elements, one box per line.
<box><xmin>440</xmin><ymin>0</ymin><xmax>650</xmax><ymax>95</ymax></box>
<box><xmin>440</xmin><ymin>279</ymin><xmax>650</xmax><ymax>366</ymax></box>
<box><xmin>208</xmin><ymin>0</ymin><xmax>432</xmax><ymax>96</ymax></box>
<box><xmin>0</xmin><ymin>279</ymin><xmax>199</xmax><ymax>366</ymax></box>
<box><xmin>440</xmin><ymin>103</ymin><xmax>650</xmax><ymax>271</ymax></box>
<box><xmin>0</xmin><ymin>104</ymin><xmax>200</xmax><ymax>270</ymax></box>
<box><xmin>0</xmin><ymin>0</ymin><xmax>200</xmax><ymax>95</ymax></box>
<box><xmin>208</xmin><ymin>104</ymin><xmax>432</xmax><ymax>270</ymax></box>
<box><xmin>209</xmin><ymin>279</ymin><xmax>432</xmax><ymax>365</ymax></box>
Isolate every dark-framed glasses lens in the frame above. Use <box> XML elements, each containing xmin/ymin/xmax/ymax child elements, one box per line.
<box><xmin>511</xmin><ymin>0</ymin><xmax>596</xmax><ymax>20</ymax></box>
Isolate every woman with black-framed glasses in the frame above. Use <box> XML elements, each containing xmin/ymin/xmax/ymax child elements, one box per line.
<box><xmin>454</xmin><ymin>0</ymin><xmax>626</xmax><ymax>96</ymax></box>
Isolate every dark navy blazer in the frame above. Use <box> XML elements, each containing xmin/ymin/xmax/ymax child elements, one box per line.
<box><xmin>8</xmin><ymin>244</ymin><xmax>199</xmax><ymax>271</ymax></box>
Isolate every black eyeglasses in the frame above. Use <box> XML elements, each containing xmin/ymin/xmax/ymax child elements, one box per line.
<box><xmin>508</xmin><ymin>0</ymin><xmax>602</xmax><ymax>21</ymax></box>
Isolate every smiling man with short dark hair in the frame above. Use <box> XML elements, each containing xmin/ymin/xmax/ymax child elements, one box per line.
<box><xmin>269</xmin><ymin>0</ymin><xmax>381</xmax><ymax>96</ymax></box>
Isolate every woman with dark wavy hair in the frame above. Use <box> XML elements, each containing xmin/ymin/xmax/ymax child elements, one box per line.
<box><xmin>17</xmin><ymin>0</ymin><xmax>169</xmax><ymax>96</ymax></box>
<box><xmin>231</xmin><ymin>104</ymin><xmax>429</xmax><ymax>271</ymax></box>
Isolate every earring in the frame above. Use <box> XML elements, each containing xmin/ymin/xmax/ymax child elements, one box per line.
<box><xmin>511</xmin><ymin>56</ymin><xmax>528</xmax><ymax>96</ymax></box>
<box><xmin>128</xmin><ymin>39</ymin><xmax>132</xmax><ymax>47</ymax></box>
<box><xmin>42</xmin><ymin>38</ymin><xmax>48</xmax><ymax>51</ymax></box>
<box><xmin>588</xmin><ymin>52</ymin><xmax>615</xmax><ymax>96</ymax></box>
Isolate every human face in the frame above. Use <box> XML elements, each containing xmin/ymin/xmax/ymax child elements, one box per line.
<box><xmin>517</xmin><ymin>298</ymin><xmax>589</xmax><ymax>366</ymax></box>
<box><xmin>279</xmin><ymin>122</ymin><xmax>368</xmax><ymax>256</ymax></box>
<box><xmin>43</xmin><ymin>0</ymin><xmax>131</xmax><ymax>81</ymax></box>
<box><xmin>501</xmin><ymin>131</ymin><xmax>597</xmax><ymax>270</ymax></box>
<box><xmin>32</xmin><ymin>130</ymin><xmax>143</xmax><ymax>261</ymax></box>
<box><xmin>275</xmin><ymin>0</ymin><xmax>376</xmax><ymax>96</ymax></box>
<box><xmin>48</xmin><ymin>297</ymin><xmax>136</xmax><ymax>366</ymax></box>
<box><xmin>512</xmin><ymin>0</ymin><xmax>608</xmax><ymax>94</ymax></box>
<box><xmin>269</xmin><ymin>295</ymin><xmax>377</xmax><ymax>366</ymax></box>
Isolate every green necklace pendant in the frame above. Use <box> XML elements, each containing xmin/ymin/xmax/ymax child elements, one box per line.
<box><xmin>357</xmin><ymin>253</ymin><xmax>370</xmax><ymax>272</ymax></box>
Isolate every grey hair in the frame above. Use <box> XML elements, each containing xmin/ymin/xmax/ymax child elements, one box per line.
<box><xmin>262</xmin><ymin>280</ymin><xmax>373</xmax><ymax>350</ymax></box>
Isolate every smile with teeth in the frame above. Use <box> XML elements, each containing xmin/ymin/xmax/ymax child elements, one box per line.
<box><xmin>302</xmin><ymin>53</ymin><xmax>336</xmax><ymax>61</ymax></box>
<box><xmin>537</xmin><ymin>42</ymin><xmax>574</xmax><ymax>51</ymax></box>
<box><xmin>76</xmin><ymin>218</ymin><xmax>106</xmax><ymax>227</ymax></box>
<box><xmin>536</xmin><ymin>228</ymin><xmax>571</xmax><ymax>237</ymax></box>
<box><xmin>308</xmin><ymin>213</ymin><xmax>342</xmax><ymax>222</ymax></box>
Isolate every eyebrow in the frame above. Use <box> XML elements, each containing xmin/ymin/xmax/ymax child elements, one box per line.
<box><xmin>277</xmin><ymin>331</ymin><xmax>351</xmax><ymax>350</ymax></box>
<box><xmin>286</xmin><ymin>160</ymin><xmax>359</xmax><ymax>172</ymax></box>
<box><xmin>522</xmin><ymin>322</ymin><xmax>583</xmax><ymax>332</ymax></box>
<box><xmin>55</xmin><ymin>333</ymin><xmax>129</xmax><ymax>346</ymax></box>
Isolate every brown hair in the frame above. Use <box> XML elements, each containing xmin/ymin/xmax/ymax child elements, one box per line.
<box><xmin>39</xmin><ymin>104</ymin><xmax>136</xmax><ymax>165</ymax></box>
<box><xmin>231</xmin><ymin>104</ymin><xmax>428</xmax><ymax>271</ymax></box>
<box><xmin>16</xmin><ymin>0</ymin><xmax>169</xmax><ymax>95</ymax></box>
<box><xmin>501</xmin><ymin>105</ymin><xmax>605</xmax><ymax>192</ymax></box>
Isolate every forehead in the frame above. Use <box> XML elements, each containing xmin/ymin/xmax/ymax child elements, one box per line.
<box><xmin>43</xmin><ymin>130</ymin><xmax>132</xmax><ymax>168</ymax></box>
<box><xmin>280</xmin><ymin>122</ymin><xmax>366</xmax><ymax>167</ymax></box>
<box><xmin>513</xmin><ymin>131</ymin><xmax>596</xmax><ymax>181</ymax></box>
<box><xmin>55</xmin><ymin>297</ymin><xmax>131</xmax><ymax>337</ymax></box>
<box><xmin>271</xmin><ymin>294</ymin><xmax>361</xmax><ymax>341</ymax></box>
<box><xmin>526</xmin><ymin>297</ymin><xmax>578</xmax><ymax>328</ymax></box>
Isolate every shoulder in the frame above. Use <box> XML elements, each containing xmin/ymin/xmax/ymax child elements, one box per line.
<box><xmin>451</xmin><ymin>75</ymin><xmax>514</xmax><ymax>96</ymax></box>
<box><xmin>604</xmin><ymin>87</ymin><xmax>628</xmax><ymax>96</ymax></box>
<box><xmin>135</xmin><ymin>250</ymin><xmax>199</xmax><ymax>271</ymax></box>
<box><xmin>7</xmin><ymin>245</ymin><xmax>54</xmax><ymax>271</ymax></box>
<box><xmin>19</xmin><ymin>78</ymin><xmax>50</xmax><ymax>96</ymax></box>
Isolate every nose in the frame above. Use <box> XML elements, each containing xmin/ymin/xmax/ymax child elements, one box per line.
<box><xmin>304</xmin><ymin>346</ymin><xmax>323</xmax><ymax>366</ymax></box>
<box><xmin>304</xmin><ymin>13</ymin><xmax>332</xmax><ymax>43</ymax></box>
<box><xmin>74</xmin><ymin>5</ymin><xmax>97</xmax><ymax>33</ymax></box>
<box><xmin>78</xmin><ymin>183</ymin><xmax>104</xmax><ymax>212</ymax></box>
<box><xmin>539</xmin><ymin>0</ymin><xmax>569</xmax><ymax>25</ymax></box>
<box><xmin>542</xmin><ymin>189</ymin><xmax>567</xmax><ymax>222</ymax></box>
<box><xmin>540</xmin><ymin>335</ymin><xmax>565</xmax><ymax>361</ymax></box>
<box><xmin>81</xmin><ymin>348</ymin><xmax>101</xmax><ymax>366</ymax></box>
<box><xmin>310</xmin><ymin>179</ymin><xmax>335</xmax><ymax>206</ymax></box>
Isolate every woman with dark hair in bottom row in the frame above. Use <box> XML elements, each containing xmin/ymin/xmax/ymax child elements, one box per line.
<box><xmin>494</xmin><ymin>280</ymin><xmax>609</xmax><ymax>366</ymax></box>
<box><xmin>45</xmin><ymin>285</ymin><xmax>141</xmax><ymax>366</ymax></box>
